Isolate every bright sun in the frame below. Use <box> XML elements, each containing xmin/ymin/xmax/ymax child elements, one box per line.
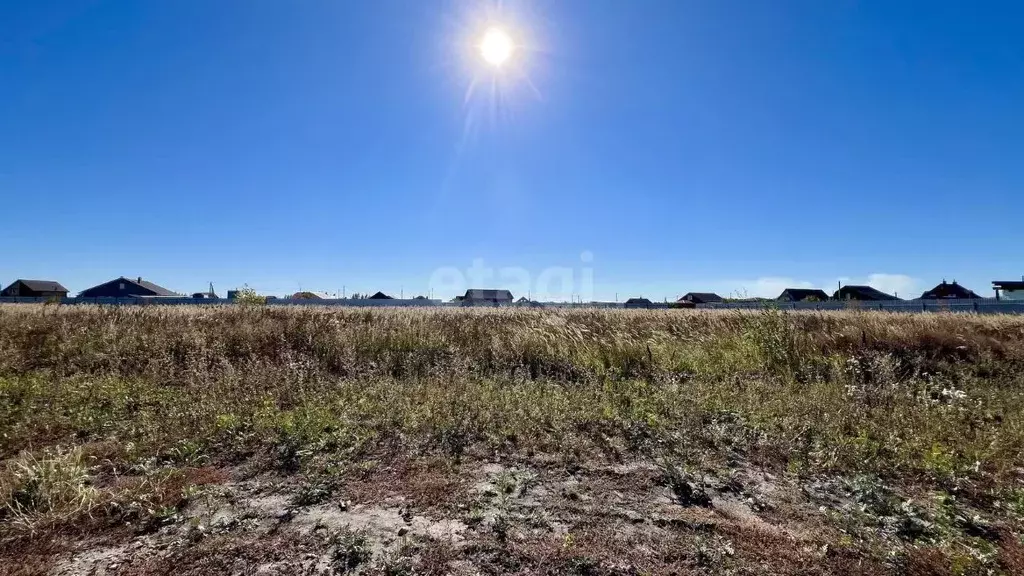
<box><xmin>480</xmin><ymin>27</ymin><xmax>514</xmax><ymax>66</ymax></box>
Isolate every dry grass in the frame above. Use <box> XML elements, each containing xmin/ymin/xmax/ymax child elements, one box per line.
<box><xmin>1</xmin><ymin>305</ymin><xmax>1023</xmax><ymax>574</ymax></box>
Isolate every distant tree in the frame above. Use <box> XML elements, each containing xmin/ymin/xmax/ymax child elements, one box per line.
<box><xmin>235</xmin><ymin>286</ymin><xmax>266</xmax><ymax>306</ymax></box>
<box><xmin>290</xmin><ymin>291</ymin><xmax>321</xmax><ymax>300</ymax></box>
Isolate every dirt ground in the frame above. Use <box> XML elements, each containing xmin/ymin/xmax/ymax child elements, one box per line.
<box><xmin>8</xmin><ymin>452</ymin><xmax>914</xmax><ymax>576</ymax></box>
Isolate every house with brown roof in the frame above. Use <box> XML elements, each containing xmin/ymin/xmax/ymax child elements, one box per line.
<box><xmin>1</xmin><ymin>279</ymin><xmax>69</xmax><ymax>298</ymax></box>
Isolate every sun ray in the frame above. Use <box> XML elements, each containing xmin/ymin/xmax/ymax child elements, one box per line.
<box><xmin>464</xmin><ymin>76</ymin><xmax>480</xmax><ymax>105</ymax></box>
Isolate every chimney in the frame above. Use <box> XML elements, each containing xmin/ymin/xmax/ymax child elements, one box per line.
<box><xmin>137</xmin><ymin>277</ymin><xmax>142</xmax><ymax>283</ymax></box>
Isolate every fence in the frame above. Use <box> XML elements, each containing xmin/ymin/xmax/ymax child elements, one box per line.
<box><xmin>0</xmin><ymin>296</ymin><xmax>446</xmax><ymax>307</ymax></box>
<box><xmin>2</xmin><ymin>296</ymin><xmax>1024</xmax><ymax>314</ymax></box>
<box><xmin>697</xmin><ymin>299</ymin><xmax>1024</xmax><ymax>314</ymax></box>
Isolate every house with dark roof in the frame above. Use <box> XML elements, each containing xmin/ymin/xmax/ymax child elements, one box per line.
<box><xmin>1</xmin><ymin>279</ymin><xmax>69</xmax><ymax>299</ymax></box>
<box><xmin>993</xmin><ymin>279</ymin><xmax>1024</xmax><ymax>301</ymax></box>
<box><xmin>919</xmin><ymin>280</ymin><xmax>981</xmax><ymax>300</ymax></box>
<box><xmin>78</xmin><ymin>277</ymin><xmax>178</xmax><ymax>298</ymax></box>
<box><xmin>462</xmin><ymin>289</ymin><xmax>513</xmax><ymax>306</ymax></box>
<box><xmin>515</xmin><ymin>296</ymin><xmax>543</xmax><ymax>307</ymax></box>
<box><xmin>777</xmin><ymin>288</ymin><xmax>830</xmax><ymax>302</ymax></box>
<box><xmin>369</xmin><ymin>291</ymin><xmax>394</xmax><ymax>300</ymax></box>
<box><xmin>678</xmin><ymin>292</ymin><xmax>723</xmax><ymax>305</ymax></box>
<box><xmin>833</xmin><ymin>285</ymin><xmax>900</xmax><ymax>301</ymax></box>
<box><xmin>624</xmin><ymin>297</ymin><xmax>654</xmax><ymax>309</ymax></box>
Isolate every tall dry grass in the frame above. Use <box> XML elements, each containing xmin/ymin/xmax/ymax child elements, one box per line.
<box><xmin>1</xmin><ymin>304</ymin><xmax>1024</xmax><ymax>543</ymax></box>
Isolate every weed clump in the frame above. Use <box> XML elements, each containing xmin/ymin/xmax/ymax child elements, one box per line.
<box><xmin>1</xmin><ymin>448</ymin><xmax>96</xmax><ymax>529</ymax></box>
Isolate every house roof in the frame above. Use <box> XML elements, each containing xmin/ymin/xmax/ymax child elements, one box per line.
<box><xmin>920</xmin><ymin>280</ymin><xmax>981</xmax><ymax>300</ymax></box>
<box><xmin>993</xmin><ymin>280</ymin><xmax>1024</xmax><ymax>290</ymax></box>
<box><xmin>369</xmin><ymin>291</ymin><xmax>393</xmax><ymax>299</ymax></box>
<box><xmin>78</xmin><ymin>277</ymin><xmax>178</xmax><ymax>297</ymax></box>
<box><xmin>777</xmin><ymin>288</ymin><xmax>830</xmax><ymax>301</ymax></box>
<box><xmin>679</xmin><ymin>292</ymin><xmax>723</xmax><ymax>304</ymax></box>
<box><xmin>464</xmin><ymin>289</ymin><xmax>513</xmax><ymax>300</ymax></box>
<box><xmin>131</xmin><ymin>278</ymin><xmax>178</xmax><ymax>296</ymax></box>
<box><xmin>833</xmin><ymin>285</ymin><xmax>899</xmax><ymax>301</ymax></box>
<box><xmin>625</xmin><ymin>297</ymin><xmax>653</xmax><ymax>305</ymax></box>
<box><xmin>12</xmin><ymin>279</ymin><xmax>69</xmax><ymax>293</ymax></box>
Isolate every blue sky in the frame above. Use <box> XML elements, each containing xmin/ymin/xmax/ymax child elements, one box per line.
<box><xmin>2</xmin><ymin>1</ymin><xmax>1022</xmax><ymax>300</ymax></box>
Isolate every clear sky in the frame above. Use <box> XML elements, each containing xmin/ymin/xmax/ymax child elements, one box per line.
<box><xmin>2</xmin><ymin>1</ymin><xmax>1022</xmax><ymax>301</ymax></box>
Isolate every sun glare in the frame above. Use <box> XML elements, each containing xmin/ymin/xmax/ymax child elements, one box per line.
<box><xmin>480</xmin><ymin>27</ymin><xmax>514</xmax><ymax>66</ymax></box>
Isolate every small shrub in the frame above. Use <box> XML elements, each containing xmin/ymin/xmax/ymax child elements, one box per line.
<box><xmin>330</xmin><ymin>527</ymin><xmax>372</xmax><ymax>571</ymax></box>
<box><xmin>291</xmin><ymin>479</ymin><xmax>336</xmax><ymax>507</ymax></box>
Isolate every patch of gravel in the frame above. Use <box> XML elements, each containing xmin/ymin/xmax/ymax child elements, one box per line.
<box><xmin>49</xmin><ymin>544</ymin><xmax>131</xmax><ymax>576</ymax></box>
<box><xmin>295</xmin><ymin>502</ymin><xmax>468</xmax><ymax>542</ymax></box>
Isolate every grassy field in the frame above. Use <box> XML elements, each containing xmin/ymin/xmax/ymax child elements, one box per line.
<box><xmin>2</xmin><ymin>304</ymin><xmax>1023</xmax><ymax>575</ymax></box>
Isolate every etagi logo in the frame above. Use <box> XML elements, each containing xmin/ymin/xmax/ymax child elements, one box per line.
<box><xmin>428</xmin><ymin>252</ymin><xmax>595</xmax><ymax>302</ymax></box>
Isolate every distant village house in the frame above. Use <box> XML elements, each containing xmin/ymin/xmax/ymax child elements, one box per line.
<box><xmin>833</xmin><ymin>285</ymin><xmax>899</xmax><ymax>301</ymax></box>
<box><xmin>919</xmin><ymin>280</ymin><xmax>981</xmax><ymax>300</ymax></box>
<box><xmin>515</xmin><ymin>296</ymin><xmax>543</xmax><ymax>307</ymax></box>
<box><xmin>78</xmin><ymin>277</ymin><xmax>178</xmax><ymax>298</ymax></box>
<box><xmin>462</xmin><ymin>289</ymin><xmax>513</xmax><ymax>306</ymax></box>
<box><xmin>777</xmin><ymin>288</ymin><xmax>830</xmax><ymax>302</ymax></box>
<box><xmin>992</xmin><ymin>279</ymin><xmax>1024</xmax><ymax>301</ymax></box>
<box><xmin>1</xmin><ymin>279</ymin><xmax>69</xmax><ymax>299</ymax></box>
<box><xmin>624</xmin><ymin>297</ymin><xmax>653</xmax><ymax>309</ymax></box>
<box><xmin>678</xmin><ymin>292</ymin><xmax>723</xmax><ymax>305</ymax></box>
